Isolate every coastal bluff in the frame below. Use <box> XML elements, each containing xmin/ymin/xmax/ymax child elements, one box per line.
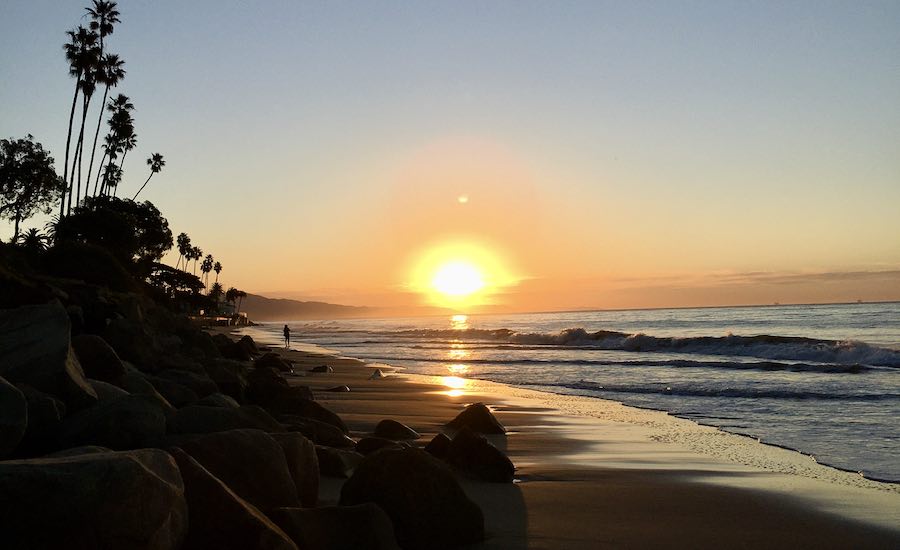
<box><xmin>0</xmin><ymin>289</ymin><xmax>513</xmax><ymax>549</ymax></box>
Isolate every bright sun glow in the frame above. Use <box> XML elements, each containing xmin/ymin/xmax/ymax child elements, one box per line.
<box><xmin>407</xmin><ymin>240</ymin><xmax>519</xmax><ymax>309</ymax></box>
<box><xmin>432</xmin><ymin>262</ymin><xmax>484</xmax><ymax>297</ymax></box>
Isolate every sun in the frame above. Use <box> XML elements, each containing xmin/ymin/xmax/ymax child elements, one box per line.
<box><xmin>432</xmin><ymin>261</ymin><xmax>485</xmax><ymax>297</ymax></box>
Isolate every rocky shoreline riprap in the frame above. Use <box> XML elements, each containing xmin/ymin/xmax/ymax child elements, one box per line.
<box><xmin>0</xmin><ymin>291</ymin><xmax>515</xmax><ymax>550</ymax></box>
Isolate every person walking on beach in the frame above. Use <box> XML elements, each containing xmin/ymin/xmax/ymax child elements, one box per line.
<box><xmin>283</xmin><ymin>324</ymin><xmax>291</xmax><ymax>348</ymax></box>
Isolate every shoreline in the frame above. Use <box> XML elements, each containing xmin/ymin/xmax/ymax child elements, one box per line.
<box><xmin>225</xmin><ymin>326</ymin><xmax>900</xmax><ymax>548</ymax></box>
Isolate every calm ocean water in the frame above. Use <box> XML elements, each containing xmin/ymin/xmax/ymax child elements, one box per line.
<box><xmin>251</xmin><ymin>302</ymin><xmax>900</xmax><ymax>482</ymax></box>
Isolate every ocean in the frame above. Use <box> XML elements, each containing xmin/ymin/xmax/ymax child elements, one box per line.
<box><xmin>248</xmin><ymin>302</ymin><xmax>900</xmax><ymax>482</ymax></box>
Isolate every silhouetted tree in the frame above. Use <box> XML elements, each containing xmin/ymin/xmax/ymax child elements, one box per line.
<box><xmin>213</xmin><ymin>261</ymin><xmax>222</xmax><ymax>283</ymax></box>
<box><xmin>0</xmin><ymin>136</ymin><xmax>63</xmax><ymax>242</ymax></box>
<box><xmin>132</xmin><ymin>153</ymin><xmax>164</xmax><ymax>200</ymax></box>
<box><xmin>200</xmin><ymin>254</ymin><xmax>214</xmax><ymax>286</ymax></box>
<box><xmin>55</xmin><ymin>196</ymin><xmax>173</xmax><ymax>275</ymax></box>
<box><xmin>62</xmin><ymin>25</ymin><xmax>99</xmax><ymax>217</ymax></box>
<box><xmin>190</xmin><ymin>246</ymin><xmax>202</xmax><ymax>275</ymax></box>
<box><xmin>17</xmin><ymin>228</ymin><xmax>49</xmax><ymax>256</ymax></box>
<box><xmin>175</xmin><ymin>232</ymin><xmax>191</xmax><ymax>270</ymax></box>
<box><xmin>86</xmin><ymin>53</ymin><xmax>125</xmax><ymax>197</ymax></box>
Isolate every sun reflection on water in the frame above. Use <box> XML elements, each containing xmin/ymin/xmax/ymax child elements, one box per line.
<box><xmin>450</xmin><ymin>314</ymin><xmax>469</xmax><ymax>330</ymax></box>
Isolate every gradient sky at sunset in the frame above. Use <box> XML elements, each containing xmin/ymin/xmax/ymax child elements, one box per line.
<box><xmin>2</xmin><ymin>1</ymin><xmax>899</xmax><ymax>312</ymax></box>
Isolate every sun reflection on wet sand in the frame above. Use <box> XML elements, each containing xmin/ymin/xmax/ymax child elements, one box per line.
<box><xmin>439</xmin><ymin>375</ymin><xmax>471</xmax><ymax>397</ymax></box>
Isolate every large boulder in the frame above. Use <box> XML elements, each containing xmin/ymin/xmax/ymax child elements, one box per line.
<box><xmin>340</xmin><ymin>448</ymin><xmax>484</xmax><ymax>549</ymax></box>
<box><xmin>238</xmin><ymin>335</ymin><xmax>260</xmax><ymax>356</ymax></box>
<box><xmin>446</xmin><ymin>402</ymin><xmax>506</xmax><ymax>434</ymax></box>
<box><xmin>172</xmin><ymin>429</ymin><xmax>300</xmax><ymax>512</ymax></box>
<box><xmin>423</xmin><ymin>433</ymin><xmax>452</xmax><ymax>459</ymax></box>
<box><xmin>154</xmin><ymin>369</ymin><xmax>218</xmax><ymax>398</ymax></box>
<box><xmin>374</xmin><ymin>419</ymin><xmax>420</xmax><ymax>441</ymax></box>
<box><xmin>168</xmin><ymin>404</ymin><xmax>284</xmax><ymax>435</ymax></box>
<box><xmin>201</xmin><ymin>358</ymin><xmax>248</xmax><ymax>402</ymax></box>
<box><xmin>445</xmin><ymin>427</ymin><xmax>515</xmax><ymax>483</ymax></box>
<box><xmin>102</xmin><ymin>316</ymin><xmax>159</xmax><ymax>368</ymax></box>
<box><xmin>280</xmin><ymin>415</ymin><xmax>356</xmax><ymax>448</ymax></box>
<box><xmin>315</xmin><ymin>445</ymin><xmax>364</xmax><ymax>478</ymax></box>
<box><xmin>145</xmin><ymin>375</ymin><xmax>200</xmax><ymax>408</ymax></box>
<box><xmin>267</xmin><ymin>394</ymin><xmax>347</xmax><ymax>434</ymax></box>
<box><xmin>72</xmin><ymin>334</ymin><xmax>126</xmax><ymax>383</ymax></box>
<box><xmin>196</xmin><ymin>392</ymin><xmax>240</xmax><ymax>408</ymax></box>
<box><xmin>269</xmin><ymin>432</ymin><xmax>319</xmax><ymax>507</ymax></box>
<box><xmin>255</xmin><ymin>352</ymin><xmax>293</xmax><ymax>373</ymax></box>
<box><xmin>113</xmin><ymin>366</ymin><xmax>175</xmax><ymax>413</ymax></box>
<box><xmin>246</xmin><ymin>367</ymin><xmax>291</xmax><ymax>406</ymax></box>
<box><xmin>0</xmin><ymin>376</ymin><xmax>27</xmax><ymax>458</ymax></box>
<box><xmin>0</xmin><ymin>302</ymin><xmax>98</xmax><ymax>410</ymax></box>
<box><xmin>57</xmin><ymin>394</ymin><xmax>168</xmax><ymax>450</ymax></box>
<box><xmin>356</xmin><ymin>437</ymin><xmax>406</xmax><ymax>456</ymax></box>
<box><xmin>169</xmin><ymin>448</ymin><xmax>298</xmax><ymax>550</ymax></box>
<box><xmin>16</xmin><ymin>383</ymin><xmax>66</xmax><ymax>455</ymax></box>
<box><xmin>88</xmin><ymin>378</ymin><xmax>130</xmax><ymax>401</ymax></box>
<box><xmin>0</xmin><ymin>449</ymin><xmax>188</xmax><ymax>549</ymax></box>
<box><xmin>270</xmin><ymin>504</ymin><xmax>400</xmax><ymax>550</ymax></box>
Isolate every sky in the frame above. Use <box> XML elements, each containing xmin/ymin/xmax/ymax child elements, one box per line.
<box><xmin>2</xmin><ymin>1</ymin><xmax>899</xmax><ymax>313</ymax></box>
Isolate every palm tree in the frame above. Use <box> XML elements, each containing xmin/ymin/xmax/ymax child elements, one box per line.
<box><xmin>132</xmin><ymin>153</ymin><xmax>165</xmax><ymax>200</ymax></box>
<box><xmin>200</xmin><ymin>254</ymin><xmax>214</xmax><ymax>287</ymax></box>
<box><xmin>234</xmin><ymin>289</ymin><xmax>247</xmax><ymax>314</ymax></box>
<box><xmin>61</xmin><ymin>26</ymin><xmax>99</xmax><ymax>217</ymax></box>
<box><xmin>208</xmin><ymin>282</ymin><xmax>223</xmax><ymax>300</ymax></box>
<box><xmin>175</xmin><ymin>232</ymin><xmax>191</xmax><ymax>270</ymax></box>
<box><xmin>17</xmin><ymin>228</ymin><xmax>49</xmax><ymax>254</ymax></box>
<box><xmin>191</xmin><ymin>246</ymin><xmax>202</xmax><ymax>275</ymax></box>
<box><xmin>213</xmin><ymin>261</ymin><xmax>222</xmax><ymax>283</ymax></box>
<box><xmin>97</xmin><ymin>94</ymin><xmax>134</xmax><ymax>195</ymax></box>
<box><xmin>85</xmin><ymin>53</ymin><xmax>125</xmax><ymax>198</ymax></box>
<box><xmin>225</xmin><ymin>287</ymin><xmax>238</xmax><ymax>309</ymax></box>
<box><xmin>86</xmin><ymin>1</ymin><xmax>120</xmax><ymax>54</ymax></box>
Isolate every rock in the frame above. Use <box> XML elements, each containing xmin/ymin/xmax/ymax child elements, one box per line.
<box><xmin>374</xmin><ymin>419</ymin><xmax>420</xmax><ymax>441</ymax></box>
<box><xmin>356</xmin><ymin>437</ymin><xmax>406</xmax><ymax>456</ymax></box>
<box><xmin>0</xmin><ymin>376</ymin><xmax>27</xmax><ymax>458</ymax></box>
<box><xmin>238</xmin><ymin>335</ymin><xmax>260</xmax><ymax>356</ymax></box>
<box><xmin>177</xmin><ymin>328</ymin><xmax>221</xmax><ymax>361</ymax></box>
<box><xmin>269</xmin><ymin>504</ymin><xmax>400</xmax><ymax>550</ymax></box>
<box><xmin>46</xmin><ymin>445</ymin><xmax>111</xmax><ymax>457</ymax></box>
<box><xmin>196</xmin><ymin>392</ymin><xmax>240</xmax><ymax>408</ymax></box>
<box><xmin>201</xmin><ymin>358</ymin><xmax>248</xmax><ymax>402</ymax></box>
<box><xmin>0</xmin><ymin>302</ymin><xmax>98</xmax><ymax>410</ymax></box>
<box><xmin>155</xmin><ymin>368</ymin><xmax>218</xmax><ymax>398</ymax></box>
<box><xmin>369</xmin><ymin>368</ymin><xmax>386</xmax><ymax>380</ymax></box>
<box><xmin>424</xmin><ymin>433</ymin><xmax>452</xmax><ymax>459</ymax></box>
<box><xmin>340</xmin><ymin>448</ymin><xmax>484</xmax><ymax>549</ymax></box>
<box><xmin>169</xmin><ymin>448</ymin><xmax>298</xmax><ymax>550</ymax></box>
<box><xmin>309</xmin><ymin>365</ymin><xmax>333</xmax><ymax>373</ymax></box>
<box><xmin>246</xmin><ymin>367</ymin><xmax>291</xmax><ymax>406</ymax></box>
<box><xmin>58</xmin><ymin>394</ymin><xmax>169</xmax><ymax>450</ymax></box>
<box><xmin>15</xmin><ymin>384</ymin><xmax>66</xmax><ymax>455</ymax></box>
<box><xmin>113</xmin><ymin>366</ymin><xmax>175</xmax><ymax>413</ymax></box>
<box><xmin>89</xmin><ymin>378</ymin><xmax>130</xmax><ymax>401</ymax></box>
<box><xmin>267</xmin><ymin>395</ymin><xmax>348</xmax><ymax>434</ymax></box>
<box><xmin>446</xmin><ymin>402</ymin><xmax>506</xmax><ymax>434</ymax></box>
<box><xmin>280</xmin><ymin>415</ymin><xmax>356</xmax><ymax>448</ymax></box>
<box><xmin>172</xmin><ymin>429</ymin><xmax>300</xmax><ymax>512</ymax></box>
<box><xmin>0</xmin><ymin>449</ymin><xmax>188</xmax><ymax>549</ymax></box>
<box><xmin>269</xmin><ymin>432</ymin><xmax>319</xmax><ymax>507</ymax></box>
<box><xmin>315</xmin><ymin>445</ymin><xmax>364</xmax><ymax>478</ymax></box>
<box><xmin>446</xmin><ymin>427</ymin><xmax>515</xmax><ymax>483</ymax></box>
<box><xmin>102</xmin><ymin>316</ymin><xmax>158</xmax><ymax>368</ymax></box>
<box><xmin>145</xmin><ymin>375</ymin><xmax>200</xmax><ymax>408</ymax></box>
<box><xmin>168</xmin><ymin>404</ymin><xmax>284</xmax><ymax>435</ymax></box>
<box><xmin>255</xmin><ymin>352</ymin><xmax>293</xmax><ymax>373</ymax></box>
<box><xmin>326</xmin><ymin>385</ymin><xmax>351</xmax><ymax>392</ymax></box>
<box><xmin>72</xmin><ymin>334</ymin><xmax>126</xmax><ymax>383</ymax></box>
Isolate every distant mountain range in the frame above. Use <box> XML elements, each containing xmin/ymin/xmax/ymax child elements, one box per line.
<box><xmin>241</xmin><ymin>293</ymin><xmax>452</xmax><ymax>321</ymax></box>
<box><xmin>241</xmin><ymin>293</ymin><xmax>375</xmax><ymax>321</ymax></box>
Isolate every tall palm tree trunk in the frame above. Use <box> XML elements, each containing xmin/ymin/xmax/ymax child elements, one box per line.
<box><xmin>132</xmin><ymin>173</ymin><xmax>153</xmax><ymax>200</ymax></box>
<box><xmin>92</xmin><ymin>148</ymin><xmax>108</xmax><ymax>196</ymax></box>
<box><xmin>86</xmin><ymin>85</ymin><xmax>109</xmax><ymax>200</ymax></box>
<box><xmin>61</xmin><ymin>78</ymin><xmax>81</xmax><ymax>217</ymax></box>
<box><xmin>69</xmin><ymin>95</ymin><xmax>91</xmax><ymax>213</ymax></box>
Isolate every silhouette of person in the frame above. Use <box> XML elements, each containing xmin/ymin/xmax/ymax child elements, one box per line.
<box><xmin>283</xmin><ymin>324</ymin><xmax>291</xmax><ymax>348</ymax></box>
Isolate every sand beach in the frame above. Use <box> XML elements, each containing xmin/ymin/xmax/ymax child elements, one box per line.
<box><xmin>230</xmin><ymin>327</ymin><xmax>900</xmax><ymax>549</ymax></box>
